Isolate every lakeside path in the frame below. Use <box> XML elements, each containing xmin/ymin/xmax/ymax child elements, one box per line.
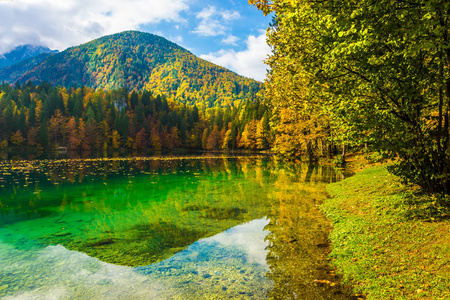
<box><xmin>322</xmin><ymin>165</ymin><xmax>450</xmax><ymax>299</ymax></box>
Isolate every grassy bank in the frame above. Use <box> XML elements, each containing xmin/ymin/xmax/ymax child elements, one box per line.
<box><xmin>322</xmin><ymin>165</ymin><xmax>450</xmax><ymax>299</ymax></box>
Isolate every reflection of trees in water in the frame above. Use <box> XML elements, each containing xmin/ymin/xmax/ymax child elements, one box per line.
<box><xmin>264</xmin><ymin>164</ymin><xmax>355</xmax><ymax>299</ymax></box>
<box><xmin>0</xmin><ymin>156</ymin><xmax>267</xmax><ymax>189</ymax></box>
<box><xmin>0</xmin><ymin>155</ymin><xmax>354</xmax><ymax>288</ymax></box>
<box><xmin>70</xmin><ymin>156</ymin><xmax>277</xmax><ymax>266</ymax></box>
<box><xmin>0</xmin><ymin>156</ymin><xmax>276</xmax><ymax>266</ymax></box>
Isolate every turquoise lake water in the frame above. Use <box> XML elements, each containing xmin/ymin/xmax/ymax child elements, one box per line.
<box><xmin>0</xmin><ymin>155</ymin><xmax>355</xmax><ymax>299</ymax></box>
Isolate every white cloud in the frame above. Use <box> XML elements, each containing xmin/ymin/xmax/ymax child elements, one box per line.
<box><xmin>221</xmin><ymin>11</ymin><xmax>241</xmax><ymax>21</ymax></box>
<box><xmin>0</xmin><ymin>0</ymin><xmax>189</xmax><ymax>54</ymax></box>
<box><xmin>200</xmin><ymin>32</ymin><xmax>271</xmax><ymax>82</ymax></box>
<box><xmin>205</xmin><ymin>218</ymin><xmax>270</xmax><ymax>268</ymax></box>
<box><xmin>196</xmin><ymin>5</ymin><xmax>217</xmax><ymax>20</ymax></box>
<box><xmin>192</xmin><ymin>5</ymin><xmax>240</xmax><ymax>37</ymax></box>
<box><xmin>222</xmin><ymin>35</ymin><xmax>239</xmax><ymax>45</ymax></box>
<box><xmin>170</xmin><ymin>35</ymin><xmax>183</xmax><ymax>44</ymax></box>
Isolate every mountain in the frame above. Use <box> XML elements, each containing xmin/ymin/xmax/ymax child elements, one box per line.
<box><xmin>0</xmin><ymin>45</ymin><xmax>58</xmax><ymax>69</ymax></box>
<box><xmin>0</xmin><ymin>52</ymin><xmax>56</xmax><ymax>83</ymax></box>
<box><xmin>0</xmin><ymin>31</ymin><xmax>262</xmax><ymax>107</ymax></box>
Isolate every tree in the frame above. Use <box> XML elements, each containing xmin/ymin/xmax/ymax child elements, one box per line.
<box><xmin>3</xmin><ymin>103</ymin><xmax>14</xmax><ymax>136</ymax></box>
<box><xmin>130</xmin><ymin>90</ymin><xmax>139</xmax><ymax>109</ymax></box>
<box><xmin>150</xmin><ymin>127</ymin><xmax>162</xmax><ymax>150</ymax></box>
<box><xmin>111</xmin><ymin>130</ymin><xmax>121</xmax><ymax>149</ymax></box>
<box><xmin>222</xmin><ymin>123</ymin><xmax>233</xmax><ymax>150</ymax></box>
<box><xmin>27</xmin><ymin>127</ymin><xmax>39</xmax><ymax>147</ymax></box>
<box><xmin>201</xmin><ymin>128</ymin><xmax>209</xmax><ymax>150</ymax></box>
<box><xmin>239</xmin><ymin>120</ymin><xmax>257</xmax><ymax>149</ymax></box>
<box><xmin>272</xmin><ymin>109</ymin><xmax>303</xmax><ymax>159</ymax></box>
<box><xmin>39</xmin><ymin>120</ymin><xmax>49</xmax><ymax>148</ymax></box>
<box><xmin>252</xmin><ymin>0</ymin><xmax>450</xmax><ymax>194</ymax></box>
<box><xmin>133</xmin><ymin>128</ymin><xmax>147</xmax><ymax>149</ymax></box>
<box><xmin>78</xmin><ymin>118</ymin><xmax>89</xmax><ymax>150</ymax></box>
<box><xmin>167</xmin><ymin>126</ymin><xmax>182</xmax><ymax>149</ymax></box>
<box><xmin>48</xmin><ymin>109</ymin><xmax>65</xmax><ymax>146</ymax></box>
<box><xmin>206</xmin><ymin>125</ymin><xmax>222</xmax><ymax>150</ymax></box>
<box><xmin>10</xmin><ymin>130</ymin><xmax>24</xmax><ymax>147</ymax></box>
<box><xmin>28</xmin><ymin>101</ymin><xmax>37</xmax><ymax>127</ymax></box>
<box><xmin>256</xmin><ymin>117</ymin><xmax>269</xmax><ymax>150</ymax></box>
<box><xmin>66</xmin><ymin>116</ymin><xmax>80</xmax><ymax>149</ymax></box>
<box><xmin>85</xmin><ymin>106</ymin><xmax>96</xmax><ymax>124</ymax></box>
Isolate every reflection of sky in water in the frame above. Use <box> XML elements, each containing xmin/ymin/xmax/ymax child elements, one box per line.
<box><xmin>0</xmin><ymin>218</ymin><xmax>272</xmax><ymax>299</ymax></box>
<box><xmin>0</xmin><ymin>239</ymin><xmax>166</xmax><ymax>300</ymax></box>
<box><xmin>201</xmin><ymin>218</ymin><xmax>270</xmax><ymax>267</ymax></box>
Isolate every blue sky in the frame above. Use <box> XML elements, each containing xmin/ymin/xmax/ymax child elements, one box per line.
<box><xmin>0</xmin><ymin>0</ymin><xmax>271</xmax><ymax>81</ymax></box>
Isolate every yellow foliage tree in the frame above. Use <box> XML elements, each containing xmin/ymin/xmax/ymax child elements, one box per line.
<box><xmin>10</xmin><ymin>130</ymin><xmax>24</xmax><ymax>147</ymax></box>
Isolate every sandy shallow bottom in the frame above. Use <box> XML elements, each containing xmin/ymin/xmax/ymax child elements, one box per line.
<box><xmin>0</xmin><ymin>219</ymin><xmax>272</xmax><ymax>300</ymax></box>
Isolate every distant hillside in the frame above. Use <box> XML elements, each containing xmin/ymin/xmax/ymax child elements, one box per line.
<box><xmin>1</xmin><ymin>31</ymin><xmax>262</xmax><ymax>107</ymax></box>
<box><xmin>0</xmin><ymin>52</ymin><xmax>56</xmax><ymax>83</ymax></box>
<box><xmin>0</xmin><ymin>45</ymin><xmax>57</xmax><ymax>69</ymax></box>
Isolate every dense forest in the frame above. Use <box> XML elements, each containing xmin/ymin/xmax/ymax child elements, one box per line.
<box><xmin>252</xmin><ymin>0</ymin><xmax>450</xmax><ymax>194</ymax></box>
<box><xmin>0</xmin><ymin>81</ymin><xmax>272</xmax><ymax>153</ymax></box>
<box><xmin>0</xmin><ymin>31</ymin><xmax>262</xmax><ymax>108</ymax></box>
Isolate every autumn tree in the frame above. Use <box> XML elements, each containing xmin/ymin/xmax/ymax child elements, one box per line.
<box><xmin>222</xmin><ymin>123</ymin><xmax>233</xmax><ymax>150</ymax></box>
<box><xmin>256</xmin><ymin>116</ymin><xmax>270</xmax><ymax>150</ymax></box>
<box><xmin>133</xmin><ymin>128</ymin><xmax>148</xmax><ymax>149</ymax></box>
<box><xmin>66</xmin><ymin>116</ymin><xmax>80</xmax><ymax>149</ymax></box>
<box><xmin>10</xmin><ymin>130</ymin><xmax>24</xmax><ymax>147</ymax></box>
<box><xmin>111</xmin><ymin>130</ymin><xmax>121</xmax><ymax>149</ymax></box>
<box><xmin>167</xmin><ymin>127</ymin><xmax>182</xmax><ymax>149</ymax></box>
<box><xmin>252</xmin><ymin>0</ymin><xmax>450</xmax><ymax>194</ymax></box>
<box><xmin>150</xmin><ymin>127</ymin><xmax>162</xmax><ymax>151</ymax></box>
<box><xmin>206</xmin><ymin>125</ymin><xmax>222</xmax><ymax>150</ymax></box>
<box><xmin>48</xmin><ymin>109</ymin><xmax>65</xmax><ymax>146</ymax></box>
<box><xmin>26</xmin><ymin>127</ymin><xmax>40</xmax><ymax>147</ymax></box>
<box><xmin>0</xmin><ymin>82</ymin><xmax>271</xmax><ymax>153</ymax></box>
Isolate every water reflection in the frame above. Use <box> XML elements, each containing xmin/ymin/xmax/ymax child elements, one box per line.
<box><xmin>0</xmin><ymin>156</ymin><xmax>355</xmax><ymax>299</ymax></box>
<box><xmin>206</xmin><ymin>218</ymin><xmax>270</xmax><ymax>267</ymax></box>
<box><xmin>0</xmin><ymin>219</ymin><xmax>272</xmax><ymax>299</ymax></box>
<box><xmin>0</xmin><ymin>156</ymin><xmax>276</xmax><ymax>267</ymax></box>
<box><xmin>0</xmin><ymin>241</ymin><xmax>160</xmax><ymax>300</ymax></box>
<box><xmin>264</xmin><ymin>163</ymin><xmax>355</xmax><ymax>299</ymax></box>
<box><xmin>137</xmin><ymin>218</ymin><xmax>272</xmax><ymax>299</ymax></box>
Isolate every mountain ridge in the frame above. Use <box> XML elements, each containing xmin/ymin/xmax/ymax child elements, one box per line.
<box><xmin>0</xmin><ymin>44</ymin><xmax>58</xmax><ymax>69</ymax></box>
<box><xmin>0</xmin><ymin>31</ymin><xmax>261</xmax><ymax>108</ymax></box>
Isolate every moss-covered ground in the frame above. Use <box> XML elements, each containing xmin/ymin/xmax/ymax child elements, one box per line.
<box><xmin>322</xmin><ymin>165</ymin><xmax>450</xmax><ymax>299</ymax></box>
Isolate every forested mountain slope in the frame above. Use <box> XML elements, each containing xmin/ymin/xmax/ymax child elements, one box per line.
<box><xmin>0</xmin><ymin>45</ymin><xmax>57</xmax><ymax>69</ymax></box>
<box><xmin>0</xmin><ymin>82</ymin><xmax>271</xmax><ymax>152</ymax></box>
<box><xmin>0</xmin><ymin>52</ymin><xmax>56</xmax><ymax>83</ymax></box>
<box><xmin>1</xmin><ymin>31</ymin><xmax>261</xmax><ymax>108</ymax></box>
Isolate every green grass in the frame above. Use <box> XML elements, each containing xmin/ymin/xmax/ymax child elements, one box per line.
<box><xmin>322</xmin><ymin>165</ymin><xmax>450</xmax><ymax>299</ymax></box>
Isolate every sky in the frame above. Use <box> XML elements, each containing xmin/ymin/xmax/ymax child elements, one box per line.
<box><xmin>0</xmin><ymin>0</ymin><xmax>272</xmax><ymax>81</ymax></box>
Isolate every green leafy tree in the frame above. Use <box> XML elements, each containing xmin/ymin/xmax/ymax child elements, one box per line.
<box><xmin>252</xmin><ymin>0</ymin><xmax>450</xmax><ymax>194</ymax></box>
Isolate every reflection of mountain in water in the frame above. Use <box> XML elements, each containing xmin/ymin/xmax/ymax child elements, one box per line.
<box><xmin>0</xmin><ymin>156</ymin><xmax>347</xmax><ymax>268</ymax></box>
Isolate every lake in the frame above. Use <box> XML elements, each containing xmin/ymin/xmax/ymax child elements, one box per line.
<box><xmin>0</xmin><ymin>155</ymin><xmax>355</xmax><ymax>299</ymax></box>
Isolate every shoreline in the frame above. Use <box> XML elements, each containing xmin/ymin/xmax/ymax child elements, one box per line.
<box><xmin>321</xmin><ymin>165</ymin><xmax>450</xmax><ymax>299</ymax></box>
